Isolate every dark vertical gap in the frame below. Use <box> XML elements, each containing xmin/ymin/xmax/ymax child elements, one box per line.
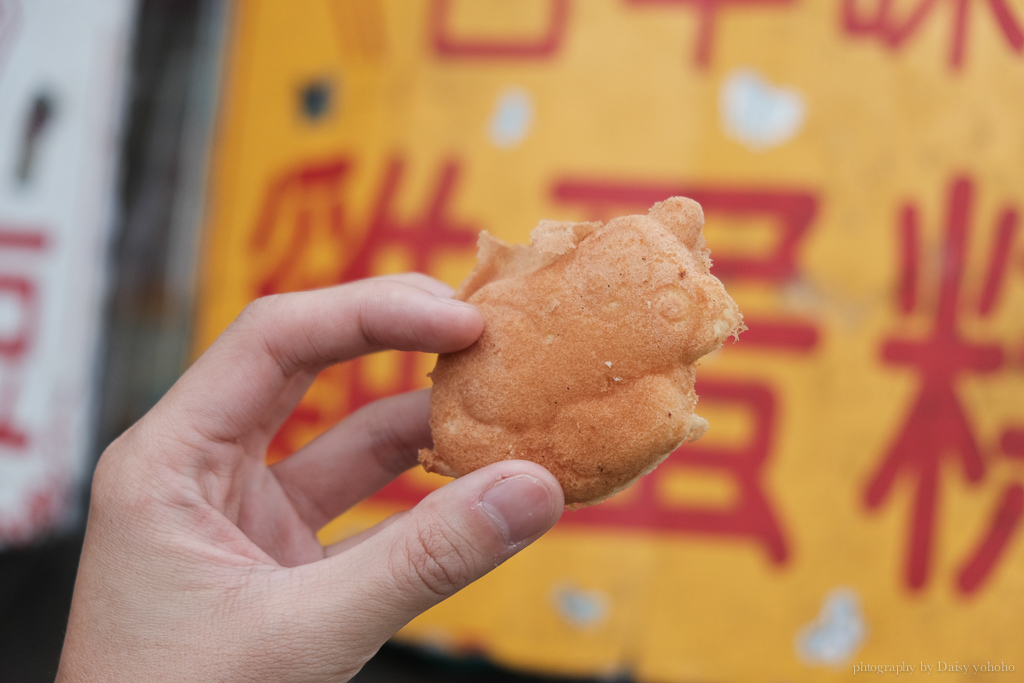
<box><xmin>96</xmin><ymin>0</ymin><xmax>204</xmax><ymax>449</ymax></box>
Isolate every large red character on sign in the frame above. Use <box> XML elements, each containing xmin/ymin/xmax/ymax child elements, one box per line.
<box><xmin>248</xmin><ymin>155</ymin><xmax>478</xmax><ymax>462</ymax></box>
<box><xmin>842</xmin><ymin>0</ymin><xmax>1024</xmax><ymax>70</ymax></box>
<box><xmin>871</xmin><ymin>175</ymin><xmax>1023</xmax><ymax>595</ymax></box>
<box><xmin>0</xmin><ymin>225</ymin><xmax>62</xmax><ymax>545</ymax></box>
<box><xmin>0</xmin><ymin>227</ymin><xmax>46</xmax><ymax>453</ymax></box>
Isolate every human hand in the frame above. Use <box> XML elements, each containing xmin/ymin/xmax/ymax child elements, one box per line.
<box><xmin>57</xmin><ymin>274</ymin><xmax>564</xmax><ymax>682</ymax></box>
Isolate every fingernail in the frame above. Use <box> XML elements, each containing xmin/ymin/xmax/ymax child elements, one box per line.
<box><xmin>436</xmin><ymin>297</ymin><xmax>475</xmax><ymax>309</ymax></box>
<box><xmin>478</xmin><ymin>475</ymin><xmax>555</xmax><ymax>547</ymax></box>
<box><xmin>433</xmin><ymin>283</ymin><xmax>456</xmax><ymax>297</ymax></box>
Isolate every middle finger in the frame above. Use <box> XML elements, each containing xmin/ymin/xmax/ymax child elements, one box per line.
<box><xmin>270</xmin><ymin>388</ymin><xmax>436</xmax><ymax>530</ymax></box>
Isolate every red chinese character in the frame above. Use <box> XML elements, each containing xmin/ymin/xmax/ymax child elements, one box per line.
<box><xmin>1002</xmin><ymin>428</ymin><xmax>1024</xmax><ymax>459</ymax></box>
<box><xmin>552</xmin><ymin>177</ymin><xmax>820</xmax><ymax>351</ymax></box>
<box><xmin>0</xmin><ymin>226</ymin><xmax>46</xmax><ymax>453</ymax></box>
<box><xmin>429</xmin><ymin>0</ymin><xmax>569</xmax><ymax>59</ymax></box>
<box><xmin>870</xmin><ymin>175</ymin><xmax>1022</xmax><ymax>594</ymax></box>
<box><xmin>956</xmin><ymin>483</ymin><xmax>1024</xmax><ymax>593</ymax></box>
<box><xmin>250</xmin><ymin>159</ymin><xmax>354</xmax><ymax>296</ymax></box>
<box><xmin>841</xmin><ymin>0</ymin><xmax>1024</xmax><ymax>70</ymax></box>
<box><xmin>249</xmin><ymin>155</ymin><xmax>478</xmax><ymax>461</ymax></box>
<box><xmin>625</xmin><ymin>0</ymin><xmax>795</xmax><ymax>68</ymax></box>
<box><xmin>565</xmin><ymin>380</ymin><xmax>789</xmax><ymax>563</ymax></box>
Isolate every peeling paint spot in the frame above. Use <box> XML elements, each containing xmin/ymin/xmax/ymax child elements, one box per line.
<box><xmin>551</xmin><ymin>584</ymin><xmax>609</xmax><ymax>629</ymax></box>
<box><xmin>796</xmin><ymin>587</ymin><xmax>866</xmax><ymax>666</ymax></box>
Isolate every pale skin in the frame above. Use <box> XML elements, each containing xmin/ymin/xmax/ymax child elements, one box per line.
<box><xmin>57</xmin><ymin>274</ymin><xmax>564</xmax><ymax>682</ymax></box>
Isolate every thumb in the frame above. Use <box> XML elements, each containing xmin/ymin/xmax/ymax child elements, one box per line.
<box><xmin>328</xmin><ymin>460</ymin><xmax>563</xmax><ymax>646</ymax></box>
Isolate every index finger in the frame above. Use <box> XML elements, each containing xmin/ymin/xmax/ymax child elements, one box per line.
<box><xmin>158</xmin><ymin>275</ymin><xmax>482</xmax><ymax>446</ymax></box>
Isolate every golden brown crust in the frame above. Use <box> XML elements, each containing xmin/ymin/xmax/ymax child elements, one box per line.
<box><xmin>419</xmin><ymin>197</ymin><xmax>743</xmax><ymax>507</ymax></box>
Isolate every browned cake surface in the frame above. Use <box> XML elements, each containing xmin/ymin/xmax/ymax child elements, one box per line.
<box><xmin>419</xmin><ymin>197</ymin><xmax>743</xmax><ymax>507</ymax></box>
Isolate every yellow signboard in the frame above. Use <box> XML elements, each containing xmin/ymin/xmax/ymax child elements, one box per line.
<box><xmin>197</xmin><ymin>1</ymin><xmax>1024</xmax><ymax>680</ymax></box>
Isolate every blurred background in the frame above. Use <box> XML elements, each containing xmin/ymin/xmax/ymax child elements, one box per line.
<box><xmin>2</xmin><ymin>0</ymin><xmax>1023</xmax><ymax>681</ymax></box>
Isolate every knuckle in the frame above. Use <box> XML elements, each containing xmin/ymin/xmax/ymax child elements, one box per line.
<box><xmin>356</xmin><ymin>290</ymin><xmax>395</xmax><ymax>349</ymax></box>
<box><xmin>361</xmin><ymin>284</ymin><xmax>421</xmax><ymax>350</ymax></box>
<box><xmin>89</xmin><ymin>448</ymin><xmax>119</xmax><ymax>509</ymax></box>
<box><xmin>238</xmin><ymin>294</ymin><xmax>280</xmax><ymax>327</ymax></box>
<box><xmin>89</xmin><ymin>425</ymin><xmax>165</xmax><ymax>522</ymax></box>
<box><xmin>88</xmin><ymin>434</ymin><xmax>137</xmax><ymax>517</ymax></box>
<box><xmin>402</xmin><ymin>519</ymin><xmax>478</xmax><ymax>598</ymax></box>
<box><xmin>237</xmin><ymin>294</ymin><xmax>308</xmax><ymax>373</ymax></box>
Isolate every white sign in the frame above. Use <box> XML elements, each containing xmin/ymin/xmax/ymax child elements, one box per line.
<box><xmin>0</xmin><ymin>0</ymin><xmax>135</xmax><ymax>545</ymax></box>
